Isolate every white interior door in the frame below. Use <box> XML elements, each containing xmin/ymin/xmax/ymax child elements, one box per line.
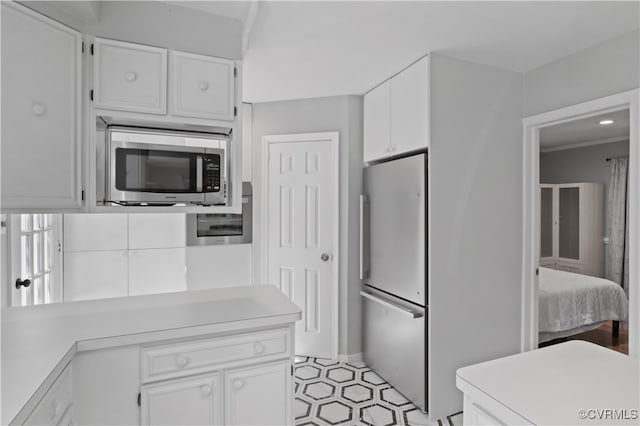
<box><xmin>266</xmin><ymin>133</ymin><xmax>337</xmax><ymax>359</ymax></box>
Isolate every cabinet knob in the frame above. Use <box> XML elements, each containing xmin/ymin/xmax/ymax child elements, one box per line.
<box><xmin>253</xmin><ymin>342</ymin><xmax>265</xmax><ymax>354</ymax></box>
<box><xmin>198</xmin><ymin>81</ymin><xmax>209</xmax><ymax>91</ymax></box>
<box><xmin>125</xmin><ymin>71</ymin><xmax>138</xmax><ymax>82</ymax></box>
<box><xmin>390</xmin><ymin>146</ymin><xmax>396</xmax><ymax>152</ymax></box>
<box><xmin>175</xmin><ymin>355</ymin><xmax>189</xmax><ymax>367</ymax></box>
<box><xmin>233</xmin><ymin>379</ymin><xmax>244</xmax><ymax>390</ymax></box>
<box><xmin>48</xmin><ymin>399</ymin><xmax>59</xmax><ymax>420</ymax></box>
<box><xmin>32</xmin><ymin>103</ymin><xmax>46</xmax><ymax>116</ymax></box>
<box><xmin>201</xmin><ymin>385</ymin><xmax>212</xmax><ymax>396</ymax></box>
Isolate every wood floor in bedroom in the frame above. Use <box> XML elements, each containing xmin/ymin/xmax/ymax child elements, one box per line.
<box><xmin>541</xmin><ymin>321</ymin><xmax>628</xmax><ymax>354</ymax></box>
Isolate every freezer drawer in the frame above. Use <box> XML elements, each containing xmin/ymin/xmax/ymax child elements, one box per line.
<box><xmin>362</xmin><ymin>287</ymin><xmax>427</xmax><ymax>412</ymax></box>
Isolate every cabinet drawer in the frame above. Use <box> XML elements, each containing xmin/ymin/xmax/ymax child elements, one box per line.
<box><xmin>25</xmin><ymin>366</ymin><xmax>72</xmax><ymax>426</ymax></box>
<box><xmin>141</xmin><ymin>328</ymin><xmax>290</xmax><ymax>383</ymax></box>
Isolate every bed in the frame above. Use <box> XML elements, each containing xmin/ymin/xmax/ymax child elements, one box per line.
<box><xmin>538</xmin><ymin>267</ymin><xmax>629</xmax><ymax>343</ymax></box>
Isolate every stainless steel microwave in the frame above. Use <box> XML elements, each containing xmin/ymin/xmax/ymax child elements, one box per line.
<box><xmin>186</xmin><ymin>182</ymin><xmax>252</xmax><ymax>245</ymax></box>
<box><xmin>105</xmin><ymin>126</ymin><xmax>228</xmax><ymax>206</ymax></box>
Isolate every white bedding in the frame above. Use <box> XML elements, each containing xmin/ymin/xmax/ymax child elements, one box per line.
<box><xmin>538</xmin><ymin>267</ymin><xmax>628</xmax><ymax>342</ymax></box>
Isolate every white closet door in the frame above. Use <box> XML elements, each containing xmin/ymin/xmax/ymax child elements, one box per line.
<box><xmin>128</xmin><ymin>214</ymin><xmax>186</xmax><ymax>249</ymax></box>
<box><xmin>129</xmin><ymin>248</ymin><xmax>186</xmax><ymax>296</ymax></box>
<box><xmin>63</xmin><ymin>214</ymin><xmax>128</xmax><ymax>252</ymax></box>
<box><xmin>64</xmin><ymin>251</ymin><xmax>128</xmax><ymax>301</ymax></box>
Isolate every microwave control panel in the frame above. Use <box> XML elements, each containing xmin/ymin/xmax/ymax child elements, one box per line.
<box><xmin>203</xmin><ymin>154</ymin><xmax>221</xmax><ymax>192</ymax></box>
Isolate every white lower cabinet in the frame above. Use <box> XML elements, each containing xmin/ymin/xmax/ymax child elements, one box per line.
<box><xmin>139</xmin><ymin>328</ymin><xmax>293</xmax><ymax>426</ymax></box>
<box><xmin>24</xmin><ymin>364</ymin><xmax>73</xmax><ymax>426</ymax></box>
<box><xmin>224</xmin><ymin>361</ymin><xmax>291</xmax><ymax>426</ymax></box>
<box><xmin>141</xmin><ymin>373</ymin><xmax>221</xmax><ymax>426</ymax></box>
<box><xmin>128</xmin><ymin>248</ymin><xmax>186</xmax><ymax>296</ymax></box>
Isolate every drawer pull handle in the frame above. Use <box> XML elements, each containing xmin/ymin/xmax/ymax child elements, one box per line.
<box><xmin>198</xmin><ymin>81</ymin><xmax>209</xmax><ymax>91</ymax></box>
<box><xmin>201</xmin><ymin>385</ymin><xmax>212</xmax><ymax>396</ymax></box>
<box><xmin>32</xmin><ymin>103</ymin><xmax>46</xmax><ymax>116</ymax></box>
<box><xmin>175</xmin><ymin>355</ymin><xmax>189</xmax><ymax>367</ymax></box>
<box><xmin>233</xmin><ymin>379</ymin><xmax>244</xmax><ymax>390</ymax></box>
<box><xmin>125</xmin><ymin>71</ymin><xmax>138</xmax><ymax>82</ymax></box>
<box><xmin>253</xmin><ymin>342</ymin><xmax>265</xmax><ymax>354</ymax></box>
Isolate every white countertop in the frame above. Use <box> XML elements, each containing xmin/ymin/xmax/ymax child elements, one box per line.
<box><xmin>456</xmin><ymin>341</ymin><xmax>640</xmax><ymax>425</ymax></box>
<box><xmin>1</xmin><ymin>285</ymin><xmax>301</xmax><ymax>425</ymax></box>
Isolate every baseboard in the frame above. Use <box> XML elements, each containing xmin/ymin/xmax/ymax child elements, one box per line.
<box><xmin>337</xmin><ymin>352</ymin><xmax>363</xmax><ymax>363</ymax></box>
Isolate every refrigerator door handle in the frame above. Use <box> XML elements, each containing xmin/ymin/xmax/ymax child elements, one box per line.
<box><xmin>360</xmin><ymin>291</ymin><xmax>423</xmax><ymax>319</ymax></box>
<box><xmin>360</xmin><ymin>195</ymin><xmax>370</xmax><ymax>280</ymax></box>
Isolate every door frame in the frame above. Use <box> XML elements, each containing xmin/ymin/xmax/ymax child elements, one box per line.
<box><xmin>261</xmin><ymin>132</ymin><xmax>340</xmax><ymax>360</ymax></box>
<box><xmin>521</xmin><ymin>89</ymin><xmax>640</xmax><ymax>357</ymax></box>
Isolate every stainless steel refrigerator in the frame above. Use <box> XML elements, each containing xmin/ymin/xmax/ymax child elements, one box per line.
<box><xmin>360</xmin><ymin>152</ymin><xmax>427</xmax><ymax>412</ymax></box>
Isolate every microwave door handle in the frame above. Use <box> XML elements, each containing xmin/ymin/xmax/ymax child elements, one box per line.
<box><xmin>196</xmin><ymin>156</ymin><xmax>203</xmax><ymax>192</ymax></box>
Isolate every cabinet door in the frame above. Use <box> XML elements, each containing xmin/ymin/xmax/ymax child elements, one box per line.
<box><xmin>1</xmin><ymin>3</ymin><xmax>82</xmax><ymax>209</ymax></box>
<box><xmin>170</xmin><ymin>51</ymin><xmax>235</xmax><ymax>120</ymax></box>
<box><xmin>128</xmin><ymin>248</ymin><xmax>186</xmax><ymax>296</ymax></box>
<box><xmin>363</xmin><ymin>80</ymin><xmax>391</xmax><ymax>162</ymax></box>
<box><xmin>141</xmin><ymin>373</ymin><xmax>221</xmax><ymax>426</ymax></box>
<box><xmin>224</xmin><ymin>361</ymin><xmax>292</xmax><ymax>426</ymax></box>
<box><xmin>390</xmin><ymin>56</ymin><xmax>429</xmax><ymax>154</ymax></box>
<box><xmin>63</xmin><ymin>251</ymin><xmax>128</xmax><ymax>301</ymax></box>
<box><xmin>63</xmin><ymin>214</ymin><xmax>128</xmax><ymax>252</ymax></box>
<box><xmin>93</xmin><ymin>38</ymin><xmax>167</xmax><ymax>114</ymax></box>
<box><xmin>128</xmin><ymin>214</ymin><xmax>185</xmax><ymax>249</ymax></box>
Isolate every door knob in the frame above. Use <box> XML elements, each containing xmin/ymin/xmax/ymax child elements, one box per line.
<box><xmin>15</xmin><ymin>278</ymin><xmax>31</xmax><ymax>289</ymax></box>
<box><xmin>321</xmin><ymin>253</ymin><xmax>330</xmax><ymax>262</ymax></box>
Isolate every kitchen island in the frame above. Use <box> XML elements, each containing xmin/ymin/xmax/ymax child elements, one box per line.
<box><xmin>2</xmin><ymin>284</ymin><xmax>301</xmax><ymax>425</ymax></box>
<box><xmin>456</xmin><ymin>341</ymin><xmax>639</xmax><ymax>425</ymax></box>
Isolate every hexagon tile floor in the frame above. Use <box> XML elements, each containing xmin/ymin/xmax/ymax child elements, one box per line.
<box><xmin>293</xmin><ymin>357</ymin><xmax>463</xmax><ymax>426</ymax></box>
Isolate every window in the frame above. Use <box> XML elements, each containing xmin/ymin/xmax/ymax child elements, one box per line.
<box><xmin>9</xmin><ymin>214</ymin><xmax>62</xmax><ymax>306</ymax></box>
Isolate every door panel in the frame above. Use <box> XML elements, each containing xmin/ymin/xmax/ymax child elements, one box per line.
<box><xmin>364</xmin><ymin>81</ymin><xmax>391</xmax><ymax>162</ymax></box>
<box><xmin>63</xmin><ymin>214</ymin><xmax>128</xmax><ymax>252</ymax></box>
<box><xmin>267</xmin><ymin>136</ymin><xmax>336</xmax><ymax>358</ymax></box>
<box><xmin>128</xmin><ymin>214</ymin><xmax>186</xmax><ymax>249</ymax></box>
<box><xmin>364</xmin><ymin>153</ymin><xmax>426</xmax><ymax>305</ymax></box>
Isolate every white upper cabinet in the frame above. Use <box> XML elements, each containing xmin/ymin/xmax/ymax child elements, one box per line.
<box><xmin>63</xmin><ymin>214</ymin><xmax>128</xmax><ymax>252</ymax></box>
<box><xmin>363</xmin><ymin>56</ymin><xmax>429</xmax><ymax>163</ymax></box>
<box><xmin>363</xmin><ymin>80</ymin><xmax>391</xmax><ymax>162</ymax></box>
<box><xmin>93</xmin><ymin>38</ymin><xmax>168</xmax><ymax>114</ymax></box>
<box><xmin>128</xmin><ymin>214</ymin><xmax>186</xmax><ymax>249</ymax></box>
<box><xmin>169</xmin><ymin>51</ymin><xmax>235</xmax><ymax>121</ymax></box>
<box><xmin>390</xmin><ymin>56</ymin><xmax>429</xmax><ymax>155</ymax></box>
<box><xmin>128</xmin><ymin>248</ymin><xmax>187</xmax><ymax>296</ymax></box>
<box><xmin>1</xmin><ymin>2</ymin><xmax>83</xmax><ymax>210</ymax></box>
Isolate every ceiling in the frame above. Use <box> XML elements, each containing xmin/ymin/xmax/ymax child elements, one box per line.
<box><xmin>240</xmin><ymin>1</ymin><xmax>639</xmax><ymax>103</ymax></box>
<box><xmin>164</xmin><ymin>1</ymin><xmax>251</xmax><ymax>22</ymax></box>
<box><xmin>539</xmin><ymin>109</ymin><xmax>630</xmax><ymax>151</ymax></box>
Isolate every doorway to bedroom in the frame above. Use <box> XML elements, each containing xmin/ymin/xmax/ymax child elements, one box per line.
<box><xmin>521</xmin><ymin>89</ymin><xmax>640</xmax><ymax>358</ymax></box>
<box><xmin>537</xmin><ymin>110</ymin><xmax>630</xmax><ymax>354</ymax></box>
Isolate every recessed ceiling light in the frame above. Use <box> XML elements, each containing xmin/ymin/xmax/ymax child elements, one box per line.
<box><xmin>600</xmin><ymin>119</ymin><xmax>614</xmax><ymax>125</ymax></box>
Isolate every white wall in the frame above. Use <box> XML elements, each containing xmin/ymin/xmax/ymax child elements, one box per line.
<box><xmin>251</xmin><ymin>95</ymin><xmax>364</xmax><ymax>356</ymax></box>
<box><xmin>540</xmin><ymin>140</ymin><xmax>630</xmax><ymax>230</ymax></box>
<box><xmin>20</xmin><ymin>1</ymin><xmax>242</xmax><ymax>59</ymax></box>
<box><xmin>428</xmin><ymin>53</ymin><xmax>523</xmax><ymax>419</ymax></box>
<box><xmin>524</xmin><ymin>30</ymin><xmax>640</xmax><ymax>116</ymax></box>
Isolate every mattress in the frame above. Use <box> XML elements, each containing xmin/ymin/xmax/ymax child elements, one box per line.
<box><xmin>538</xmin><ymin>267</ymin><xmax>628</xmax><ymax>342</ymax></box>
